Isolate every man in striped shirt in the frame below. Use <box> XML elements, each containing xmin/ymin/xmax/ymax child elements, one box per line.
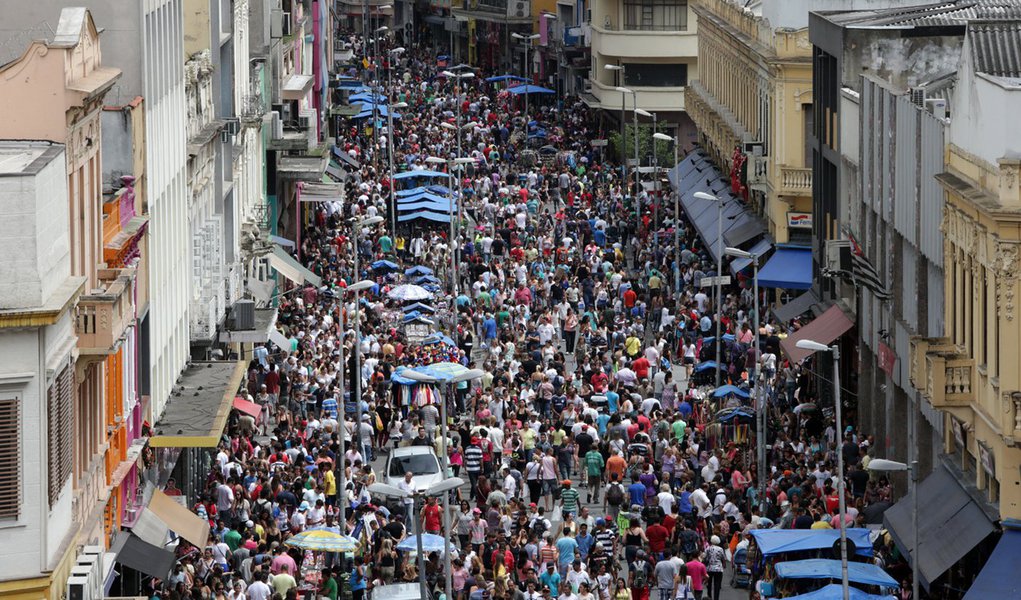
<box><xmin>464</xmin><ymin>437</ymin><xmax>484</xmax><ymax>495</ymax></box>
<box><xmin>560</xmin><ymin>479</ymin><xmax>580</xmax><ymax>518</ymax></box>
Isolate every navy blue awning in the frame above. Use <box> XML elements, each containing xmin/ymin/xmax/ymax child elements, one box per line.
<box><xmin>757</xmin><ymin>245</ymin><xmax>813</xmax><ymax>290</ymax></box>
<box><xmin>963</xmin><ymin>528</ymin><xmax>1021</xmax><ymax>599</ymax></box>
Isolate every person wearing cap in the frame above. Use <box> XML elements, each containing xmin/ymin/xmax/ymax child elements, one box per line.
<box><xmin>540</xmin><ymin>563</ymin><xmax>563</xmax><ymax>598</ymax></box>
<box><xmin>703</xmin><ymin>536</ymin><xmax>727</xmax><ymax>600</ymax></box>
<box><xmin>560</xmin><ymin>479</ymin><xmax>580</xmax><ymax>517</ymax></box>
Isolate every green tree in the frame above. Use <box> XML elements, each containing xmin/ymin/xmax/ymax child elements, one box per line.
<box><xmin>609</xmin><ymin>124</ymin><xmax>675</xmax><ymax>168</ymax></box>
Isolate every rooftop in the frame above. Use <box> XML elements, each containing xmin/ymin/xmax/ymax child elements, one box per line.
<box><xmin>0</xmin><ymin>141</ymin><xmax>63</xmax><ymax>176</ymax></box>
<box><xmin>150</xmin><ymin>361</ymin><xmax>246</xmax><ymax>447</ymax></box>
<box><xmin>818</xmin><ymin>0</ymin><xmax>1021</xmax><ymax>28</ymax></box>
<box><xmin>968</xmin><ymin>20</ymin><xmax>1021</xmax><ymax>77</ymax></box>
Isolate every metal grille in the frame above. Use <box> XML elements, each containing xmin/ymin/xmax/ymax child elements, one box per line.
<box><xmin>47</xmin><ymin>365</ymin><xmax>73</xmax><ymax>507</ymax></box>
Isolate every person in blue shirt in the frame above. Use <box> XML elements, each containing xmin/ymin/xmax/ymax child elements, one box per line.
<box><xmin>555</xmin><ymin>529</ymin><xmax>579</xmax><ymax>575</ymax></box>
<box><xmin>575</xmin><ymin>523</ymin><xmax>595</xmax><ymax>560</ymax></box>
<box><xmin>677</xmin><ymin>398</ymin><xmax>693</xmax><ymax>420</ymax></box>
<box><xmin>628</xmin><ymin>480</ymin><xmax>647</xmax><ymax>506</ymax></box>
<box><xmin>605</xmin><ymin>388</ymin><xmax>620</xmax><ymax>414</ymax></box>
<box><xmin>540</xmin><ymin>564</ymin><xmax>562</xmax><ymax>597</ymax></box>
<box><xmin>596</xmin><ymin>412</ymin><xmax>611</xmax><ymax>436</ymax></box>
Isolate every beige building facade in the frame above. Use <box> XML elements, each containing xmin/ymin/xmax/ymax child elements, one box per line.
<box><xmin>685</xmin><ymin>0</ymin><xmax>813</xmax><ymax>244</ymax></box>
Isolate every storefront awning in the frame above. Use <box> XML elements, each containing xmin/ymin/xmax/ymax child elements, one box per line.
<box><xmin>773</xmin><ymin>289</ymin><xmax>822</xmax><ymax>322</ymax></box>
<box><xmin>268</xmin><ymin>245</ymin><xmax>322</xmax><ymax>287</ymax></box>
<box><xmin>133</xmin><ymin>490</ymin><xmax>211</xmax><ymax>549</ymax></box>
<box><xmin>220</xmin><ymin>306</ymin><xmax>278</xmax><ymax>344</ymax></box>
<box><xmin>269</xmin><ymin>328</ymin><xmax>291</xmax><ymax>350</ymax></box>
<box><xmin>775</xmin><ymin>559</ymin><xmax>898</xmax><ymax>588</ymax></box>
<box><xmin>729</xmin><ymin>237</ymin><xmax>772</xmax><ymax>275</ymax></box>
<box><xmin>111</xmin><ymin>532</ymin><xmax>176</xmax><ymax>580</ymax></box>
<box><xmin>149</xmin><ymin>360</ymin><xmax>246</xmax><ymax>448</ymax></box>
<box><xmin>962</xmin><ymin>527</ymin><xmax>1021</xmax><ymax>599</ymax></box>
<box><xmin>780</xmin><ymin>305</ymin><xmax>854</xmax><ymax>363</ymax></box>
<box><xmin>233</xmin><ymin>396</ymin><xmax>263</xmax><ymax>421</ymax></box>
<box><xmin>884</xmin><ymin>465</ymin><xmax>995</xmax><ymax>590</ymax></box>
<box><xmin>757</xmin><ymin>245</ymin><xmax>813</xmax><ymax>290</ymax></box>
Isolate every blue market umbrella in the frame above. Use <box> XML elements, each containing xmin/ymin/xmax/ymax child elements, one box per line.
<box><xmin>713</xmin><ymin>385</ymin><xmax>751</xmax><ymax>399</ymax></box>
<box><xmin>397</xmin><ymin>533</ymin><xmax>447</xmax><ymax>554</ymax></box>
<box><xmin>422</xmin><ymin>332</ymin><xmax>456</xmax><ymax>346</ymax></box>
<box><xmin>401</xmin><ymin>302</ymin><xmax>436</xmax><ymax>313</ymax></box>
<box><xmin>422</xmin><ymin>283</ymin><xmax>442</xmax><ymax>293</ymax></box>
<box><xmin>414</xmin><ymin>362</ymin><xmax>469</xmax><ymax>381</ymax></box>
<box><xmin>405</xmin><ymin>265</ymin><xmax>434</xmax><ymax>276</ymax></box>
<box><xmin>387</xmin><ymin>284</ymin><xmax>433</xmax><ymax>302</ymax></box>
<box><xmin>413</xmin><ymin>275</ymin><xmax>441</xmax><ymax>285</ymax></box>
<box><xmin>694</xmin><ymin>361</ymin><xmax>718</xmax><ymax>373</ymax></box>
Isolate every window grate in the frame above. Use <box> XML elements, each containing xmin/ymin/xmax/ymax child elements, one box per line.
<box><xmin>0</xmin><ymin>398</ymin><xmax>21</xmax><ymax>520</ymax></box>
<box><xmin>48</xmin><ymin>365</ymin><xmax>73</xmax><ymax>507</ymax></box>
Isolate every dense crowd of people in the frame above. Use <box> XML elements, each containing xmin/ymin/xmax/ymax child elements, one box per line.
<box><xmin>150</xmin><ymin>29</ymin><xmax>911</xmax><ymax>600</ymax></box>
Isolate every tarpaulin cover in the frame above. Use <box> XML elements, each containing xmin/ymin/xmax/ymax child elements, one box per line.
<box><xmin>775</xmin><ymin>559</ymin><xmax>898</xmax><ymax>588</ymax></box>
<box><xmin>781</xmin><ymin>584</ymin><xmax>895</xmax><ymax>600</ymax></box>
<box><xmin>507</xmin><ymin>84</ymin><xmax>555</xmax><ymax>95</ymax></box>
<box><xmin>398</xmin><ymin>211</ymin><xmax>452</xmax><ymax>223</ymax></box>
<box><xmin>758</xmin><ymin>245</ymin><xmax>813</xmax><ymax>290</ymax></box>
<box><xmin>749</xmin><ymin>528</ymin><xmax>874</xmax><ymax>557</ymax></box>
<box><xmin>962</xmin><ymin>529</ymin><xmax>1021</xmax><ymax>600</ymax></box>
<box><xmin>394</xmin><ymin>170</ymin><xmax>449</xmax><ymax>180</ymax></box>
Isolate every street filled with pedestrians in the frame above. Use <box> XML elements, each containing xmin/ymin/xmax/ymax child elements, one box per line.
<box><xmin>165</xmin><ymin>31</ymin><xmax>912</xmax><ymax>600</ymax></box>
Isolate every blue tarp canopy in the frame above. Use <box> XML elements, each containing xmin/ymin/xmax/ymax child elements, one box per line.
<box><xmin>712</xmin><ymin>385</ymin><xmax>750</xmax><ymax>399</ymax></box>
<box><xmin>396</xmin><ymin>185</ymin><xmax>451</xmax><ymax>197</ymax></box>
<box><xmin>715</xmin><ymin>407</ymin><xmax>755</xmax><ymax>422</ymax></box>
<box><xmin>963</xmin><ymin>528</ymin><xmax>1021</xmax><ymax>599</ymax></box>
<box><xmin>396</xmin><ymin>191</ymin><xmax>453</xmax><ymax>205</ymax></box>
<box><xmin>350</xmin><ymin>92</ymin><xmax>387</xmax><ymax>102</ymax></box>
<box><xmin>507</xmin><ymin>84</ymin><xmax>555</xmax><ymax>95</ymax></box>
<box><xmin>398</xmin><ymin>201</ymin><xmax>454</xmax><ymax>213</ymax></box>
<box><xmin>750</xmin><ymin>529</ymin><xmax>874</xmax><ymax>558</ymax></box>
<box><xmin>405</xmin><ymin>266</ymin><xmax>433</xmax><ymax>277</ymax></box>
<box><xmin>398</xmin><ymin>211</ymin><xmax>451</xmax><ymax>223</ymax></box>
<box><xmin>782</xmin><ymin>584</ymin><xmax>895</xmax><ymax>600</ymax></box>
<box><xmin>775</xmin><ymin>559</ymin><xmax>898</xmax><ymax>588</ymax></box>
<box><xmin>371</xmin><ymin>260</ymin><xmax>399</xmax><ymax>272</ymax></box>
<box><xmin>485</xmin><ymin>74</ymin><xmax>530</xmax><ymax>83</ymax></box>
<box><xmin>422</xmin><ymin>332</ymin><xmax>456</xmax><ymax>346</ymax></box>
<box><xmin>401</xmin><ymin>302</ymin><xmax>436</xmax><ymax>313</ymax></box>
<box><xmin>394</xmin><ymin>170</ymin><xmax>449</xmax><ymax>180</ymax></box>
<box><xmin>694</xmin><ymin>361</ymin><xmax>718</xmax><ymax>373</ymax></box>
<box><xmin>353</xmin><ymin>106</ymin><xmax>401</xmax><ymax>120</ymax></box>
<box><xmin>757</xmin><ymin>245</ymin><xmax>813</xmax><ymax>290</ymax></box>
<box><xmin>414</xmin><ymin>275</ymin><xmax>442</xmax><ymax>285</ymax></box>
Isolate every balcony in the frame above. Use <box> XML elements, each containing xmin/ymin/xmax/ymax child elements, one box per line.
<box><xmin>591</xmin><ymin>24</ymin><xmax>697</xmax><ymax>59</ymax></box>
<box><xmin>911</xmin><ymin>337</ymin><xmax>975</xmax><ymax>409</ymax></box>
<box><xmin>778</xmin><ymin>166</ymin><xmax>812</xmax><ymax>196</ymax></box>
<box><xmin>587</xmin><ymin>79</ymin><xmax>686</xmax><ymax>113</ymax></box>
<box><xmin>77</xmin><ymin>268</ymin><xmax>135</xmax><ymax>355</ymax></box>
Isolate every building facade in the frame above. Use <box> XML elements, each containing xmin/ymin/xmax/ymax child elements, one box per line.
<box><xmin>685</xmin><ymin>0</ymin><xmax>814</xmax><ymax>245</ymax></box>
<box><xmin>0</xmin><ymin>142</ymin><xmax>85</xmax><ymax>600</ymax></box>
<box><xmin>585</xmin><ymin>0</ymin><xmax>698</xmax><ymax>143</ymax></box>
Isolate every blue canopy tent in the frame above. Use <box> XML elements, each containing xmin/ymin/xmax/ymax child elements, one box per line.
<box><xmin>694</xmin><ymin>361</ymin><xmax>718</xmax><ymax>373</ymax></box>
<box><xmin>398</xmin><ymin>211</ymin><xmax>452</xmax><ymax>224</ymax></box>
<box><xmin>750</xmin><ymin>529</ymin><xmax>874</xmax><ymax>558</ymax></box>
<box><xmin>775</xmin><ymin>559</ymin><xmax>898</xmax><ymax>588</ymax></box>
<box><xmin>401</xmin><ymin>302</ymin><xmax>436</xmax><ymax>313</ymax></box>
<box><xmin>781</xmin><ymin>584</ymin><xmax>895</xmax><ymax>600</ymax></box>
<box><xmin>405</xmin><ymin>266</ymin><xmax>434</xmax><ymax>277</ymax></box>
<box><xmin>353</xmin><ymin>106</ymin><xmax>402</xmax><ymax>120</ymax></box>
<box><xmin>485</xmin><ymin>74</ymin><xmax>530</xmax><ymax>84</ymax></box>
<box><xmin>395</xmin><ymin>191</ymin><xmax>453</xmax><ymax>205</ymax></box>
<box><xmin>393</xmin><ymin>170</ymin><xmax>449</xmax><ymax>181</ymax></box>
<box><xmin>507</xmin><ymin>84</ymin><xmax>555</xmax><ymax>95</ymax></box>
<box><xmin>712</xmin><ymin>385</ymin><xmax>751</xmax><ymax>399</ymax></box>
<box><xmin>414</xmin><ymin>275</ymin><xmax>442</xmax><ymax>285</ymax></box>
<box><xmin>396</xmin><ymin>185</ymin><xmax>452</xmax><ymax>197</ymax></box>
<box><xmin>715</xmin><ymin>406</ymin><xmax>755</xmax><ymax>423</ymax></box>
<box><xmin>758</xmin><ymin>245</ymin><xmax>813</xmax><ymax>290</ymax></box>
<box><xmin>349</xmin><ymin>92</ymin><xmax>387</xmax><ymax>103</ymax></box>
<box><xmin>422</xmin><ymin>283</ymin><xmax>442</xmax><ymax>292</ymax></box>
<box><xmin>398</xmin><ymin>202</ymin><xmax>454</xmax><ymax>214</ymax></box>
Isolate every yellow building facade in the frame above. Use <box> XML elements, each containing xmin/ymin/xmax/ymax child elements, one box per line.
<box><xmin>684</xmin><ymin>0</ymin><xmax>813</xmax><ymax>244</ymax></box>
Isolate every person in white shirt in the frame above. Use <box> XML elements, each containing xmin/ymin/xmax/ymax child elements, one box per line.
<box><xmin>503</xmin><ymin>467</ymin><xmax>518</xmax><ymax>499</ymax></box>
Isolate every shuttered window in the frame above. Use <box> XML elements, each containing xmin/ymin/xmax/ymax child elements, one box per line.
<box><xmin>0</xmin><ymin>398</ymin><xmax>20</xmax><ymax>520</ymax></box>
<box><xmin>48</xmin><ymin>365</ymin><xmax>73</xmax><ymax>507</ymax></box>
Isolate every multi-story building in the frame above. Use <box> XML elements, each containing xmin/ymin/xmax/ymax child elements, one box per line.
<box><xmin>908</xmin><ymin>18</ymin><xmax>1021</xmax><ymax>596</ymax></box>
<box><xmin>0</xmin><ymin>9</ymin><xmax>142</xmax><ymax>597</ymax></box>
<box><xmin>684</xmin><ymin>0</ymin><xmax>814</xmax><ymax>247</ymax></box>
<box><xmin>0</xmin><ymin>141</ymin><xmax>85</xmax><ymax>600</ymax></box>
<box><xmin>452</xmin><ymin>0</ymin><xmax>534</xmax><ymax>72</ymax></box>
<box><xmin>584</xmin><ymin>0</ymin><xmax>698</xmax><ymax>145</ymax></box>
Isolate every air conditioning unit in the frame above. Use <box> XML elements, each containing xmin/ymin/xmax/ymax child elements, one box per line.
<box><xmin>507</xmin><ymin>0</ymin><xmax>528</xmax><ymax>18</ymax></box>
<box><xmin>66</xmin><ymin>576</ymin><xmax>92</xmax><ymax>600</ymax></box>
<box><xmin>270</xmin><ymin>111</ymin><xmax>283</xmax><ymax>140</ymax></box>
<box><xmin>231</xmin><ymin>299</ymin><xmax>256</xmax><ymax>331</ymax></box>
<box><xmin>925</xmin><ymin>98</ymin><xmax>948</xmax><ymax>120</ymax></box>
<box><xmin>908</xmin><ymin>87</ymin><xmax>925</xmax><ymax>107</ymax></box>
<box><xmin>71</xmin><ymin>561</ymin><xmax>100</xmax><ymax>600</ymax></box>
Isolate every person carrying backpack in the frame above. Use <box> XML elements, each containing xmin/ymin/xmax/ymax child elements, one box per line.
<box><xmin>631</xmin><ymin>551</ymin><xmax>651</xmax><ymax>600</ymax></box>
<box><xmin>604</xmin><ymin>473</ymin><xmax>626</xmax><ymax>520</ymax></box>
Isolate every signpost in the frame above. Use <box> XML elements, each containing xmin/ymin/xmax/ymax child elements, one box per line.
<box><xmin>700</xmin><ymin>275</ymin><xmax>731</xmax><ymax>288</ymax></box>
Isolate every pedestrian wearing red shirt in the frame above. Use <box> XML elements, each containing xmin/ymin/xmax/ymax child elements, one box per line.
<box><xmin>632</xmin><ymin>356</ymin><xmax>650</xmax><ymax>380</ymax></box>
<box><xmin>623</xmin><ymin>287</ymin><xmax>637</xmax><ymax>309</ymax></box>
<box><xmin>646</xmin><ymin>520</ymin><xmax>669</xmax><ymax>558</ymax></box>
<box><xmin>422</xmin><ymin>496</ymin><xmax>442</xmax><ymax>534</ymax></box>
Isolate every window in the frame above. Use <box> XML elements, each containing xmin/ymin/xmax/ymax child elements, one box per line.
<box><xmin>0</xmin><ymin>398</ymin><xmax>20</xmax><ymax>520</ymax></box>
<box><xmin>623</xmin><ymin>63</ymin><xmax>688</xmax><ymax>87</ymax></box>
<box><xmin>623</xmin><ymin>0</ymin><xmax>687</xmax><ymax>31</ymax></box>
<box><xmin>48</xmin><ymin>365</ymin><xmax>73</xmax><ymax>507</ymax></box>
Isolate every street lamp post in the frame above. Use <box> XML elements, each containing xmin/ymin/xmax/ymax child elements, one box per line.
<box><xmin>869</xmin><ymin>458</ymin><xmax>919</xmax><ymax>600</ymax></box>
<box><xmin>725</xmin><ymin>247</ymin><xmax>764</xmax><ymax>506</ymax></box>
<box><xmin>795</xmin><ymin>339</ymin><xmax>848</xmax><ymax>600</ymax></box>
<box><xmin>511</xmin><ymin>33</ymin><xmax>539</xmax><ymax>118</ymax></box>
<box><xmin>653</xmin><ymin>131</ymin><xmax>680</xmax><ymax>317</ymax></box>
<box><xmin>694</xmin><ymin>191</ymin><xmax>724</xmax><ymax>386</ymax></box>
<box><xmin>615</xmin><ymin>86</ymin><xmax>638</xmax><ymax>223</ymax></box>
<box><xmin>638</xmin><ymin>108</ymin><xmax>657</xmax><ymax>242</ymax></box>
<box><xmin>401</xmin><ymin>369</ymin><xmax>484</xmax><ymax>600</ymax></box>
<box><xmin>426</xmin><ymin>156</ymin><xmax>474</xmax><ymax>323</ymax></box>
<box><xmin>605</xmin><ymin>64</ymin><xmax>626</xmax><ymax>194</ymax></box>
<box><xmin>352</xmin><ymin>217</ymin><xmax>383</xmax><ymax>448</ymax></box>
<box><xmin>368</xmin><ymin>478</ymin><xmax>466</xmax><ymax>600</ymax></box>
<box><xmin>337</xmin><ymin>279</ymin><xmax>375</xmax><ymax>531</ymax></box>
<box><xmin>371</xmin><ymin>26</ymin><xmax>389</xmax><ymax>151</ymax></box>
<box><xmin>386</xmin><ymin>99</ymin><xmax>407</xmax><ymax>234</ymax></box>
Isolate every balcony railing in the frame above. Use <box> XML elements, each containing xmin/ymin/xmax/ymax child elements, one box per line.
<box><xmin>778</xmin><ymin>166</ymin><xmax>812</xmax><ymax>195</ymax></box>
<box><xmin>77</xmin><ymin>268</ymin><xmax>135</xmax><ymax>354</ymax></box>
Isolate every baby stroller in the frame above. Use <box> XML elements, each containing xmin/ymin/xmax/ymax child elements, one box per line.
<box><xmin>731</xmin><ymin>547</ymin><xmax>751</xmax><ymax>588</ymax></box>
